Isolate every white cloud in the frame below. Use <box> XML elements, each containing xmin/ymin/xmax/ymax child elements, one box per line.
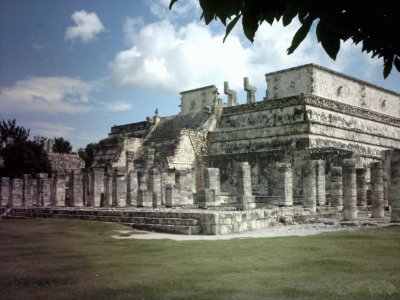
<box><xmin>104</xmin><ymin>101</ymin><xmax>132</xmax><ymax>112</ymax></box>
<box><xmin>111</xmin><ymin>14</ymin><xmax>391</xmax><ymax>101</ymax></box>
<box><xmin>25</xmin><ymin>121</ymin><xmax>74</xmax><ymax>139</ymax></box>
<box><xmin>0</xmin><ymin>76</ymin><xmax>97</xmax><ymax>114</ymax></box>
<box><xmin>110</xmin><ymin>17</ymin><xmax>326</xmax><ymax>94</ymax></box>
<box><xmin>146</xmin><ymin>0</ymin><xmax>199</xmax><ymax>19</ymax></box>
<box><xmin>65</xmin><ymin>10</ymin><xmax>105</xmax><ymax>43</ymax></box>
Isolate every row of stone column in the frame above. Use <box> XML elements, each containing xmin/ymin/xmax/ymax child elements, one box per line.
<box><xmin>0</xmin><ymin>173</ymin><xmax>66</xmax><ymax>207</ymax></box>
<box><xmin>302</xmin><ymin>157</ymin><xmax>400</xmax><ymax>222</ymax></box>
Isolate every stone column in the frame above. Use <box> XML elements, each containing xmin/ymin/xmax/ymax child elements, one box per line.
<box><xmin>302</xmin><ymin>160</ymin><xmax>317</xmax><ymax>213</ymax></box>
<box><xmin>237</xmin><ymin>162</ymin><xmax>255</xmax><ymax>210</ymax></box>
<box><xmin>70</xmin><ymin>171</ymin><xmax>83</xmax><ymax>207</ymax></box>
<box><xmin>112</xmin><ymin>169</ymin><xmax>127</xmax><ymax>207</ymax></box>
<box><xmin>276</xmin><ymin>163</ymin><xmax>293</xmax><ymax>206</ymax></box>
<box><xmin>53</xmin><ymin>173</ymin><xmax>66</xmax><ymax>206</ymax></box>
<box><xmin>89</xmin><ymin>168</ymin><xmax>104</xmax><ymax>207</ymax></box>
<box><xmin>149</xmin><ymin>168</ymin><xmax>161</xmax><ymax>208</ymax></box>
<box><xmin>0</xmin><ymin>177</ymin><xmax>9</xmax><ymax>207</ymax></box>
<box><xmin>31</xmin><ymin>179</ymin><xmax>38</xmax><ymax>206</ymax></box>
<box><xmin>22</xmin><ymin>174</ymin><xmax>33</xmax><ymax>207</ymax></box>
<box><xmin>330</xmin><ymin>167</ymin><xmax>343</xmax><ymax>209</ymax></box>
<box><xmin>383</xmin><ymin>173</ymin><xmax>389</xmax><ymax>209</ymax></box>
<box><xmin>103</xmin><ymin>175</ymin><xmax>113</xmax><ymax>207</ymax></box>
<box><xmin>389</xmin><ymin>151</ymin><xmax>400</xmax><ymax>222</ymax></box>
<box><xmin>165</xmin><ymin>184</ymin><xmax>174</xmax><ymax>208</ymax></box>
<box><xmin>356</xmin><ymin>168</ymin><xmax>367</xmax><ymax>209</ymax></box>
<box><xmin>316</xmin><ymin>160</ymin><xmax>326</xmax><ymax>206</ymax></box>
<box><xmin>342</xmin><ymin>159</ymin><xmax>357</xmax><ymax>221</ymax></box>
<box><xmin>36</xmin><ymin>173</ymin><xmax>50</xmax><ymax>207</ymax></box>
<box><xmin>137</xmin><ymin>190</ymin><xmax>153</xmax><ymax>207</ymax></box>
<box><xmin>10</xmin><ymin>178</ymin><xmax>23</xmax><ymax>207</ymax></box>
<box><xmin>197</xmin><ymin>168</ymin><xmax>221</xmax><ymax>208</ymax></box>
<box><xmin>370</xmin><ymin>161</ymin><xmax>384</xmax><ymax>218</ymax></box>
<box><xmin>127</xmin><ymin>171</ymin><xmax>138</xmax><ymax>207</ymax></box>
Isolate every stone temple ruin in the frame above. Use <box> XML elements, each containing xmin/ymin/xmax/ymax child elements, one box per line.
<box><xmin>1</xmin><ymin>64</ymin><xmax>400</xmax><ymax>235</ymax></box>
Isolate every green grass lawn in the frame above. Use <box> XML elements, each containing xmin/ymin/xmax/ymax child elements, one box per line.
<box><xmin>0</xmin><ymin>219</ymin><xmax>399</xmax><ymax>300</ymax></box>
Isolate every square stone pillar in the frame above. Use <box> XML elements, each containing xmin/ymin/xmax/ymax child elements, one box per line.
<box><xmin>276</xmin><ymin>163</ymin><xmax>293</xmax><ymax>207</ymax></box>
<box><xmin>149</xmin><ymin>168</ymin><xmax>161</xmax><ymax>208</ymax></box>
<box><xmin>53</xmin><ymin>173</ymin><xmax>66</xmax><ymax>206</ymax></box>
<box><xmin>137</xmin><ymin>190</ymin><xmax>153</xmax><ymax>207</ymax></box>
<box><xmin>112</xmin><ymin>168</ymin><xmax>127</xmax><ymax>207</ymax></box>
<box><xmin>70</xmin><ymin>171</ymin><xmax>83</xmax><ymax>207</ymax></box>
<box><xmin>89</xmin><ymin>168</ymin><xmax>104</xmax><ymax>207</ymax></box>
<box><xmin>37</xmin><ymin>174</ymin><xmax>51</xmax><ymax>207</ymax></box>
<box><xmin>22</xmin><ymin>174</ymin><xmax>33</xmax><ymax>207</ymax></box>
<box><xmin>0</xmin><ymin>177</ymin><xmax>9</xmax><ymax>207</ymax></box>
<box><xmin>236</xmin><ymin>162</ymin><xmax>255</xmax><ymax>210</ymax></box>
<box><xmin>32</xmin><ymin>179</ymin><xmax>38</xmax><ymax>206</ymax></box>
<box><xmin>389</xmin><ymin>150</ymin><xmax>400</xmax><ymax>222</ymax></box>
<box><xmin>197</xmin><ymin>168</ymin><xmax>221</xmax><ymax>208</ymax></box>
<box><xmin>127</xmin><ymin>171</ymin><xmax>138</xmax><ymax>207</ymax></box>
<box><xmin>316</xmin><ymin>160</ymin><xmax>326</xmax><ymax>206</ymax></box>
<box><xmin>342</xmin><ymin>159</ymin><xmax>357</xmax><ymax>221</ymax></box>
<box><xmin>356</xmin><ymin>168</ymin><xmax>367</xmax><ymax>209</ymax></box>
<box><xmin>10</xmin><ymin>178</ymin><xmax>23</xmax><ymax>207</ymax></box>
<box><xmin>302</xmin><ymin>160</ymin><xmax>317</xmax><ymax>213</ymax></box>
<box><xmin>330</xmin><ymin>167</ymin><xmax>343</xmax><ymax>210</ymax></box>
<box><xmin>370</xmin><ymin>161</ymin><xmax>384</xmax><ymax>218</ymax></box>
<box><xmin>104</xmin><ymin>175</ymin><xmax>113</xmax><ymax>207</ymax></box>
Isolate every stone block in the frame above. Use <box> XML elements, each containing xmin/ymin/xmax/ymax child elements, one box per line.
<box><xmin>0</xmin><ymin>177</ymin><xmax>9</xmax><ymax>207</ymax></box>
<box><xmin>22</xmin><ymin>174</ymin><xmax>33</xmax><ymax>207</ymax></box>
<box><xmin>10</xmin><ymin>178</ymin><xmax>23</xmax><ymax>207</ymax></box>
<box><xmin>127</xmin><ymin>171</ymin><xmax>138</xmax><ymax>207</ymax></box>
<box><xmin>370</xmin><ymin>161</ymin><xmax>384</xmax><ymax>218</ymax></box>
<box><xmin>137</xmin><ymin>190</ymin><xmax>153</xmax><ymax>207</ymax></box>
<box><xmin>342</xmin><ymin>159</ymin><xmax>357</xmax><ymax>221</ymax></box>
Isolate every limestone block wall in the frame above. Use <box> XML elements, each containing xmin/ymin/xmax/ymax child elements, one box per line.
<box><xmin>180</xmin><ymin>85</ymin><xmax>219</xmax><ymax>114</ymax></box>
<box><xmin>265</xmin><ymin>64</ymin><xmax>400</xmax><ymax>118</ymax></box>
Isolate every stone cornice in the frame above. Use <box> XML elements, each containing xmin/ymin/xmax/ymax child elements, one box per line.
<box><xmin>222</xmin><ymin>94</ymin><xmax>400</xmax><ymax>127</ymax></box>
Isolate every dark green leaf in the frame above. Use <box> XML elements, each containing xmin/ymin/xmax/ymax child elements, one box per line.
<box><xmin>169</xmin><ymin>0</ymin><xmax>178</xmax><ymax>10</ymax></box>
<box><xmin>282</xmin><ymin>4</ymin><xmax>298</xmax><ymax>26</ymax></box>
<box><xmin>242</xmin><ymin>14</ymin><xmax>258</xmax><ymax>43</ymax></box>
<box><xmin>316</xmin><ymin>21</ymin><xmax>340</xmax><ymax>60</ymax></box>
<box><xmin>383</xmin><ymin>56</ymin><xmax>393</xmax><ymax>78</ymax></box>
<box><xmin>394</xmin><ymin>56</ymin><xmax>400</xmax><ymax>72</ymax></box>
<box><xmin>199</xmin><ymin>0</ymin><xmax>217</xmax><ymax>24</ymax></box>
<box><xmin>287</xmin><ymin>15</ymin><xmax>314</xmax><ymax>55</ymax></box>
<box><xmin>223</xmin><ymin>14</ymin><xmax>241</xmax><ymax>43</ymax></box>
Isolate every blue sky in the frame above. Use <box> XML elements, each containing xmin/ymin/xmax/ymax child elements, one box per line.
<box><xmin>1</xmin><ymin>0</ymin><xmax>399</xmax><ymax>149</ymax></box>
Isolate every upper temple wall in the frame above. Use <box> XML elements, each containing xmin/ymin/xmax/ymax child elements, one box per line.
<box><xmin>265</xmin><ymin>64</ymin><xmax>400</xmax><ymax>118</ymax></box>
<box><xmin>180</xmin><ymin>85</ymin><xmax>222</xmax><ymax>114</ymax></box>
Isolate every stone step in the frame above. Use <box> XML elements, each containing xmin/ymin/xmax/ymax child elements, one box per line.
<box><xmin>127</xmin><ymin>223</ymin><xmax>200</xmax><ymax>235</ymax></box>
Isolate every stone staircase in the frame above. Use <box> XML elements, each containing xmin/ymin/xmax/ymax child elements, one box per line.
<box><xmin>5</xmin><ymin>208</ymin><xmax>202</xmax><ymax>235</ymax></box>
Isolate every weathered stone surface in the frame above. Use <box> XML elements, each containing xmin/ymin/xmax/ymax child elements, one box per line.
<box><xmin>89</xmin><ymin>168</ymin><xmax>104</xmax><ymax>207</ymax></box>
<box><xmin>389</xmin><ymin>151</ymin><xmax>400</xmax><ymax>222</ymax></box>
<box><xmin>52</xmin><ymin>173</ymin><xmax>66</xmax><ymax>206</ymax></box>
<box><xmin>70</xmin><ymin>171</ymin><xmax>83</xmax><ymax>207</ymax></box>
<box><xmin>236</xmin><ymin>162</ymin><xmax>255</xmax><ymax>210</ymax></box>
<box><xmin>276</xmin><ymin>163</ymin><xmax>293</xmax><ymax>206</ymax></box>
<box><xmin>302</xmin><ymin>160</ymin><xmax>317</xmax><ymax>213</ymax></box>
<box><xmin>316</xmin><ymin>160</ymin><xmax>326</xmax><ymax>206</ymax></box>
<box><xmin>112</xmin><ymin>171</ymin><xmax>127</xmax><ymax>207</ymax></box>
<box><xmin>370</xmin><ymin>161</ymin><xmax>384</xmax><ymax>218</ymax></box>
<box><xmin>23</xmin><ymin>174</ymin><xmax>33</xmax><ymax>207</ymax></box>
<box><xmin>342</xmin><ymin>159</ymin><xmax>357</xmax><ymax>221</ymax></box>
<box><xmin>330</xmin><ymin>167</ymin><xmax>343</xmax><ymax>209</ymax></box>
<box><xmin>0</xmin><ymin>177</ymin><xmax>9</xmax><ymax>207</ymax></box>
<box><xmin>356</xmin><ymin>168</ymin><xmax>367</xmax><ymax>209</ymax></box>
<box><xmin>127</xmin><ymin>171</ymin><xmax>138</xmax><ymax>207</ymax></box>
<box><xmin>10</xmin><ymin>178</ymin><xmax>23</xmax><ymax>207</ymax></box>
<box><xmin>137</xmin><ymin>190</ymin><xmax>153</xmax><ymax>207</ymax></box>
<box><xmin>149</xmin><ymin>168</ymin><xmax>161</xmax><ymax>208</ymax></box>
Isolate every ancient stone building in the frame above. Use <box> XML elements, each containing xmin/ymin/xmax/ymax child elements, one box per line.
<box><xmin>2</xmin><ymin>64</ymin><xmax>400</xmax><ymax>234</ymax></box>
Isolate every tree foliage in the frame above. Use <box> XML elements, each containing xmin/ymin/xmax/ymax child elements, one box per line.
<box><xmin>78</xmin><ymin>143</ymin><xmax>97</xmax><ymax>168</ymax></box>
<box><xmin>0</xmin><ymin>140</ymin><xmax>52</xmax><ymax>178</ymax></box>
<box><xmin>0</xmin><ymin>119</ymin><xmax>30</xmax><ymax>142</ymax></box>
<box><xmin>170</xmin><ymin>0</ymin><xmax>400</xmax><ymax>78</ymax></box>
<box><xmin>53</xmin><ymin>137</ymin><xmax>73</xmax><ymax>154</ymax></box>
